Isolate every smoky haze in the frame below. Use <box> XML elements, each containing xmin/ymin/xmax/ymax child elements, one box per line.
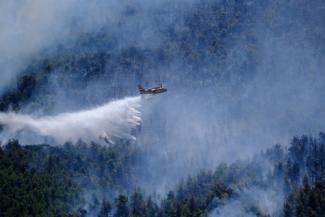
<box><xmin>129</xmin><ymin>0</ymin><xmax>325</xmax><ymax>193</ymax></box>
<box><xmin>0</xmin><ymin>0</ymin><xmax>325</xmax><ymax>199</ymax></box>
<box><xmin>0</xmin><ymin>0</ymin><xmax>197</xmax><ymax>93</ymax></box>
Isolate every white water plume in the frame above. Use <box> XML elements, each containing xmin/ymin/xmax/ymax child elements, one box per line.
<box><xmin>0</xmin><ymin>96</ymin><xmax>142</xmax><ymax>145</ymax></box>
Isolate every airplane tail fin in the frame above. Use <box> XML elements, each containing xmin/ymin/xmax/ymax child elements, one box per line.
<box><xmin>138</xmin><ymin>85</ymin><xmax>145</xmax><ymax>94</ymax></box>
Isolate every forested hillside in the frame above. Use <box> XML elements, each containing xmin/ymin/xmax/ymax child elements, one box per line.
<box><xmin>0</xmin><ymin>0</ymin><xmax>325</xmax><ymax>216</ymax></box>
<box><xmin>0</xmin><ymin>134</ymin><xmax>324</xmax><ymax>216</ymax></box>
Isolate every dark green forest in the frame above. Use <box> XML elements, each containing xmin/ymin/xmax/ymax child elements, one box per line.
<box><xmin>0</xmin><ymin>134</ymin><xmax>325</xmax><ymax>216</ymax></box>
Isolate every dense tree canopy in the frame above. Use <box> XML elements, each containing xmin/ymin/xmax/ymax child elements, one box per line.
<box><xmin>0</xmin><ymin>133</ymin><xmax>324</xmax><ymax>216</ymax></box>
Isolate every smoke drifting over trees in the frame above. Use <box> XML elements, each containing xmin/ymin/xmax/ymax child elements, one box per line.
<box><xmin>0</xmin><ymin>0</ymin><xmax>325</xmax><ymax>216</ymax></box>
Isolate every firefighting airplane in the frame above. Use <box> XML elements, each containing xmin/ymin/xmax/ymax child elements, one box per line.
<box><xmin>138</xmin><ymin>84</ymin><xmax>167</xmax><ymax>95</ymax></box>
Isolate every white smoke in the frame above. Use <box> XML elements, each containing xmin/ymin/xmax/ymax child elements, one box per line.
<box><xmin>0</xmin><ymin>96</ymin><xmax>142</xmax><ymax>145</ymax></box>
<box><xmin>208</xmin><ymin>185</ymin><xmax>284</xmax><ymax>217</ymax></box>
<box><xmin>0</xmin><ymin>0</ymin><xmax>198</xmax><ymax>94</ymax></box>
<box><xmin>209</xmin><ymin>199</ymin><xmax>257</xmax><ymax>217</ymax></box>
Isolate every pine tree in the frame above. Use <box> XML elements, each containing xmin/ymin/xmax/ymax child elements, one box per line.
<box><xmin>115</xmin><ymin>194</ymin><xmax>129</xmax><ymax>217</ymax></box>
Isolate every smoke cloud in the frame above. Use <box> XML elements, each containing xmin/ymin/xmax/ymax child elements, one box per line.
<box><xmin>0</xmin><ymin>0</ymin><xmax>198</xmax><ymax>94</ymax></box>
<box><xmin>0</xmin><ymin>0</ymin><xmax>76</xmax><ymax>93</ymax></box>
<box><xmin>208</xmin><ymin>186</ymin><xmax>284</xmax><ymax>217</ymax></box>
<box><xmin>130</xmin><ymin>0</ymin><xmax>325</xmax><ymax>194</ymax></box>
<box><xmin>0</xmin><ymin>96</ymin><xmax>142</xmax><ymax>145</ymax></box>
<box><xmin>1</xmin><ymin>0</ymin><xmax>325</xmax><ymax>204</ymax></box>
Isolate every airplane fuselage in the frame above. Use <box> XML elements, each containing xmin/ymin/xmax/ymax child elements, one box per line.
<box><xmin>138</xmin><ymin>85</ymin><xmax>167</xmax><ymax>95</ymax></box>
<box><xmin>140</xmin><ymin>88</ymin><xmax>167</xmax><ymax>94</ymax></box>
